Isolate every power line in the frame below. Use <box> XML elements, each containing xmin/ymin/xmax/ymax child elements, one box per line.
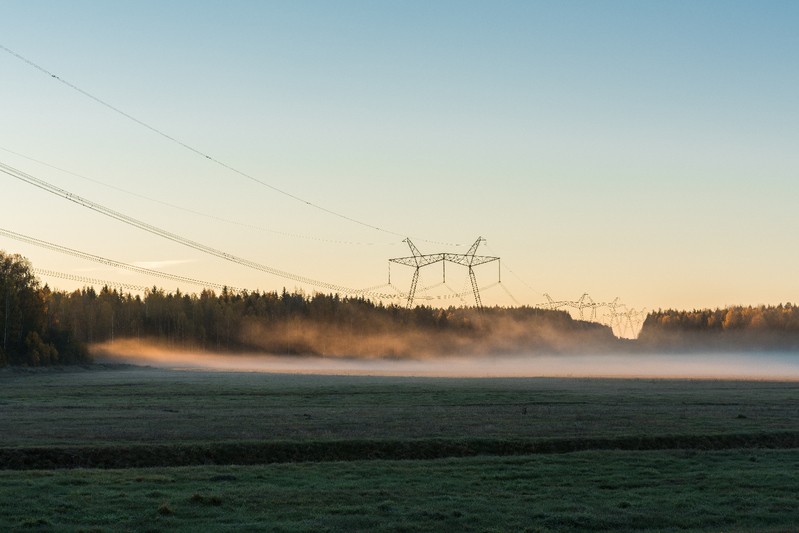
<box><xmin>0</xmin><ymin>45</ymin><xmax>647</xmax><ymax>324</ymax></box>
<box><xmin>0</xmin><ymin>145</ymin><xmax>401</xmax><ymax>247</ymax></box>
<box><xmin>34</xmin><ymin>268</ymin><xmax>150</xmax><ymax>292</ymax></box>
<box><xmin>483</xmin><ymin>242</ymin><xmax>544</xmax><ymax>298</ymax></box>
<box><xmin>0</xmin><ymin>43</ymin><xmax>460</xmax><ymax>247</ymax></box>
<box><xmin>32</xmin><ymin>266</ymin><xmax>497</xmax><ymax>305</ymax></box>
<box><xmin>0</xmin><ymin>159</ymin><xmax>397</xmax><ymax>298</ymax></box>
<box><xmin>0</xmin><ymin>160</ymin><xmax>500</xmax><ymax>305</ymax></box>
<box><xmin>0</xmin><ymin>226</ymin><xmax>243</xmax><ymax>292</ymax></box>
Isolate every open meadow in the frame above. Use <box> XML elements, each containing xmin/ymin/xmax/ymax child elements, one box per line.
<box><xmin>1</xmin><ymin>364</ymin><xmax>799</xmax><ymax>531</ymax></box>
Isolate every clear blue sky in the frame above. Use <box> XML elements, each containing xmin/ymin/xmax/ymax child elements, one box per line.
<box><xmin>1</xmin><ymin>0</ymin><xmax>797</xmax><ymax>315</ymax></box>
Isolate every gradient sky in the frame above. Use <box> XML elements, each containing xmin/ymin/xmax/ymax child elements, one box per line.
<box><xmin>1</xmin><ymin>0</ymin><xmax>798</xmax><ymax>315</ymax></box>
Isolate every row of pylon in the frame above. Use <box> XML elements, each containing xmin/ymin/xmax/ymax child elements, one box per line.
<box><xmin>539</xmin><ymin>293</ymin><xmax>647</xmax><ymax>338</ymax></box>
<box><xmin>387</xmin><ymin>238</ymin><xmax>646</xmax><ymax>338</ymax></box>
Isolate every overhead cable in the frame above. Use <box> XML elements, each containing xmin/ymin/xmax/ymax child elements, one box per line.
<box><xmin>34</xmin><ymin>268</ymin><xmax>150</xmax><ymax>292</ymax></box>
<box><xmin>0</xmin><ymin>226</ymin><xmax>243</xmax><ymax>292</ymax></box>
<box><xmin>0</xmin><ymin>160</ymin><xmax>396</xmax><ymax>298</ymax></box>
<box><xmin>0</xmin><ymin>145</ymin><xmax>400</xmax><ymax>247</ymax></box>
<box><xmin>0</xmin><ymin>44</ymin><xmax>460</xmax><ymax>247</ymax></box>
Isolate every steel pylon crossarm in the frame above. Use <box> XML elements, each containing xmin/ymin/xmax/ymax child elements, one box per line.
<box><xmin>388</xmin><ymin>237</ymin><xmax>499</xmax><ymax>309</ymax></box>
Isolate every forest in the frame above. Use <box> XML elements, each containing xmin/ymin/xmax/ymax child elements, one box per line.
<box><xmin>0</xmin><ymin>252</ymin><xmax>89</xmax><ymax>366</ymax></box>
<box><xmin>639</xmin><ymin>305</ymin><xmax>799</xmax><ymax>351</ymax></box>
<box><xmin>4</xmin><ymin>250</ymin><xmax>799</xmax><ymax>367</ymax></box>
<box><xmin>1</xmin><ymin>250</ymin><xmax>618</xmax><ymax>366</ymax></box>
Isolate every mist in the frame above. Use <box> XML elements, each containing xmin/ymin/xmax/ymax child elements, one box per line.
<box><xmin>234</xmin><ymin>312</ymin><xmax>620</xmax><ymax>358</ymax></box>
<box><xmin>92</xmin><ymin>340</ymin><xmax>799</xmax><ymax>380</ymax></box>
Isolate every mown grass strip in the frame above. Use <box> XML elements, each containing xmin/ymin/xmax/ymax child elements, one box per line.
<box><xmin>2</xmin><ymin>431</ymin><xmax>799</xmax><ymax>470</ymax></box>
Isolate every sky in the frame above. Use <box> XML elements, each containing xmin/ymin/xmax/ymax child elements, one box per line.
<box><xmin>1</xmin><ymin>0</ymin><xmax>798</xmax><ymax>318</ymax></box>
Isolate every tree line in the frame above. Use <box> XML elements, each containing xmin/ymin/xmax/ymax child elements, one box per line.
<box><xmin>639</xmin><ymin>305</ymin><xmax>799</xmax><ymax>351</ymax></box>
<box><xmin>47</xmin><ymin>285</ymin><xmax>617</xmax><ymax>358</ymax></box>
<box><xmin>2</xmin><ymin>250</ymin><xmax>618</xmax><ymax>366</ymax></box>
<box><xmin>12</xmin><ymin>249</ymin><xmax>797</xmax><ymax>365</ymax></box>
<box><xmin>0</xmin><ymin>252</ymin><xmax>89</xmax><ymax>366</ymax></box>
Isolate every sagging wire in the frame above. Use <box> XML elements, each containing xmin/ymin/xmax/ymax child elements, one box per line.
<box><xmin>0</xmin><ymin>43</ymin><xmax>461</xmax><ymax>248</ymax></box>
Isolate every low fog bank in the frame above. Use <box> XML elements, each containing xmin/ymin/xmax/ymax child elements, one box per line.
<box><xmin>88</xmin><ymin>306</ymin><xmax>799</xmax><ymax>379</ymax></box>
<box><xmin>92</xmin><ymin>340</ymin><xmax>799</xmax><ymax>379</ymax></box>
<box><xmin>235</xmin><ymin>312</ymin><xmax>620</xmax><ymax>358</ymax></box>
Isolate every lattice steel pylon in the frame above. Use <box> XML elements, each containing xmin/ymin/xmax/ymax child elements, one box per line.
<box><xmin>389</xmin><ymin>237</ymin><xmax>499</xmax><ymax>309</ymax></box>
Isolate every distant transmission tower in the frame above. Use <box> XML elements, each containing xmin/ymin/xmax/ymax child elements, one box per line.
<box><xmin>389</xmin><ymin>237</ymin><xmax>499</xmax><ymax>308</ymax></box>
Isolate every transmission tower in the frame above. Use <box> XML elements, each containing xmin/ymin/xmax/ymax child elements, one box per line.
<box><xmin>569</xmin><ymin>293</ymin><xmax>600</xmax><ymax>321</ymax></box>
<box><xmin>539</xmin><ymin>293</ymin><xmax>568</xmax><ymax>311</ymax></box>
<box><xmin>389</xmin><ymin>237</ymin><xmax>499</xmax><ymax>309</ymax></box>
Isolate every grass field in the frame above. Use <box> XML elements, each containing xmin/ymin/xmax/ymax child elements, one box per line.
<box><xmin>1</xmin><ymin>364</ymin><xmax>799</xmax><ymax>531</ymax></box>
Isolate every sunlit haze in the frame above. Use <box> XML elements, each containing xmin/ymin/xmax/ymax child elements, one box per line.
<box><xmin>93</xmin><ymin>341</ymin><xmax>799</xmax><ymax>380</ymax></box>
<box><xmin>1</xmin><ymin>1</ymin><xmax>798</xmax><ymax>314</ymax></box>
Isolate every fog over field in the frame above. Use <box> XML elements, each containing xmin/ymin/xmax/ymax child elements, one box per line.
<box><xmin>93</xmin><ymin>340</ymin><xmax>799</xmax><ymax>380</ymax></box>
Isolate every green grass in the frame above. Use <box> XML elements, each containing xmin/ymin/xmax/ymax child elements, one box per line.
<box><xmin>2</xmin><ymin>451</ymin><xmax>799</xmax><ymax>532</ymax></box>
<box><xmin>2</xmin><ymin>364</ymin><xmax>799</xmax><ymax>531</ymax></box>
<box><xmin>2</xmin><ymin>365</ymin><xmax>798</xmax><ymax>447</ymax></box>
